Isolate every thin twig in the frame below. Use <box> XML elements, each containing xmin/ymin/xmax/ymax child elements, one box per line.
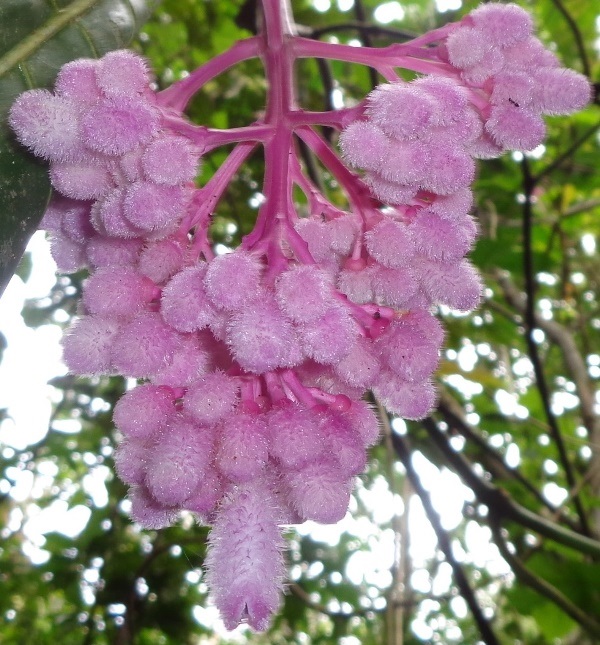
<box><xmin>353</xmin><ymin>0</ymin><xmax>379</xmax><ymax>90</ymax></box>
<box><xmin>309</xmin><ymin>22</ymin><xmax>417</xmax><ymax>41</ymax></box>
<box><xmin>548</xmin><ymin>0</ymin><xmax>591</xmax><ymax>78</ymax></box>
<box><xmin>533</xmin><ymin>120</ymin><xmax>600</xmax><ymax>184</ymax></box>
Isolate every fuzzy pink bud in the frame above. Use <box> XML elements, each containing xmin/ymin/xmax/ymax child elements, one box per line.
<box><xmin>91</xmin><ymin>188</ymin><xmax>143</xmax><ymax>239</ymax></box>
<box><xmin>204</xmin><ymin>251</ymin><xmax>263</xmax><ymax>310</ymax></box>
<box><xmin>275</xmin><ymin>265</ymin><xmax>334</xmax><ymax>323</ymax></box>
<box><xmin>367</xmin><ymin>83</ymin><xmax>439</xmax><ymax>140</ymax></box>
<box><xmin>413</xmin><ymin>76</ymin><xmax>469</xmax><ymax>128</ymax></box>
<box><xmin>294</xmin><ymin>218</ymin><xmax>336</xmax><ymax>262</ymax></box>
<box><xmin>373</xmin><ymin>375</ymin><xmax>436</xmax><ymax>420</ymax></box>
<box><xmin>268</xmin><ymin>404</ymin><xmax>325</xmax><ymax>468</ymax></box>
<box><xmin>87</xmin><ymin>237</ymin><xmax>142</xmax><ymax>268</ymax></box>
<box><xmin>365</xmin><ymin>218</ymin><xmax>415</xmax><ymax>268</ymax></box>
<box><xmin>299</xmin><ymin>305</ymin><xmax>360</xmax><ymax>365</ymax></box>
<box><xmin>184</xmin><ymin>372</ymin><xmax>239</xmax><ymax>424</ymax></box>
<box><xmin>138</xmin><ymin>239</ymin><xmax>185</xmax><ymax>284</ymax></box>
<box><xmin>377</xmin><ymin>322</ymin><xmax>441</xmax><ymax>383</ymax></box>
<box><xmin>531</xmin><ymin>68</ymin><xmax>592</xmax><ymax>116</ymax></box>
<box><xmin>145</xmin><ymin>417</ymin><xmax>215</xmax><ymax>506</ymax></box>
<box><xmin>61</xmin><ymin>204</ymin><xmax>94</xmax><ymax>243</ymax></box>
<box><xmin>485</xmin><ymin>104</ymin><xmax>546</xmax><ymax>151</ymax></box>
<box><xmin>371</xmin><ymin>266</ymin><xmax>419</xmax><ymax>308</ymax></box>
<box><xmin>114</xmin><ymin>440</ymin><xmax>148</xmax><ymax>485</ymax></box>
<box><xmin>110</xmin><ymin>312</ymin><xmax>181</xmax><ymax>378</ymax></box>
<box><xmin>151</xmin><ymin>337</ymin><xmax>210</xmax><ymax>388</ymax></box>
<box><xmin>161</xmin><ymin>265</ymin><xmax>219</xmax><ymax>332</ymax></box>
<box><xmin>49</xmin><ymin>234</ymin><xmax>87</xmax><ymax>273</ymax></box>
<box><xmin>335</xmin><ymin>338</ymin><xmax>381</xmax><ymax>388</ymax></box>
<box><xmin>123</xmin><ymin>181</ymin><xmax>187</xmax><ymax>234</ymax></box>
<box><xmin>81</xmin><ymin>98</ymin><xmax>158</xmax><ymax>155</ymax></box>
<box><xmin>205</xmin><ymin>482</ymin><xmax>286</xmax><ymax>632</ymax></box>
<box><xmin>62</xmin><ymin>315</ymin><xmax>120</xmax><ymax>375</ymax></box>
<box><xmin>227</xmin><ymin>301</ymin><xmax>301</xmax><ymax>373</ymax></box>
<box><xmin>96</xmin><ymin>50</ymin><xmax>151</xmax><ymax>98</ymax></box>
<box><xmin>339</xmin><ymin>120</ymin><xmax>391</xmax><ymax>170</ymax></box>
<box><xmin>216</xmin><ymin>414</ymin><xmax>269</xmax><ymax>483</ymax></box>
<box><xmin>336</xmin><ymin>265</ymin><xmax>374</xmax><ymax>305</ymax></box>
<box><xmin>128</xmin><ymin>485</ymin><xmax>177</xmax><ymax>530</ymax></box>
<box><xmin>113</xmin><ymin>384</ymin><xmax>175</xmax><ymax>439</ymax></box>
<box><xmin>345</xmin><ymin>401</ymin><xmax>380</xmax><ymax>446</ymax></box>
<box><xmin>185</xmin><ymin>466</ymin><xmax>224</xmax><ymax>517</ymax></box>
<box><xmin>320</xmin><ymin>411</ymin><xmax>368</xmax><ymax>476</ymax></box>
<box><xmin>446</xmin><ymin>26</ymin><xmax>489</xmax><ymax>69</ymax></box>
<box><xmin>142</xmin><ymin>134</ymin><xmax>200</xmax><ymax>185</ymax></box>
<box><xmin>83</xmin><ymin>266</ymin><xmax>157</xmax><ymax>318</ymax></box>
<box><xmin>470</xmin><ymin>2</ymin><xmax>533</xmax><ymax>47</ymax></box>
<box><xmin>418</xmin><ymin>258</ymin><xmax>483</xmax><ymax>311</ymax></box>
<box><xmin>429</xmin><ymin>189</ymin><xmax>474</xmax><ymax>219</ymax></box>
<box><xmin>408</xmin><ymin>210</ymin><xmax>473</xmax><ymax>261</ymax></box>
<box><xmin>9</xmin><ymin>90</ymin><xmax>83</xmax><ymax>161</ymax></box>
<box><xmin>363</xmin><ymin>173</ymin><xmax>418</xmax><ymax>205</ymax></box>
<box><xmin>55</xmin><ymin>59</ymin><xmax>102</xmax><ymax>103</ymax></box>
<box><xmin>285</xmin><ymin>458</ymin><xmax>352</xmax><ymax>524</ymax></box>
<box><xmin>419</xmin><ymin>140</ymin><xmax>476</xmax><ymax>195</ymax></box>
<box><xmin>50</xmin><ymin>160</ymin><xmax>112</xmax><ymax>201</ymax></box>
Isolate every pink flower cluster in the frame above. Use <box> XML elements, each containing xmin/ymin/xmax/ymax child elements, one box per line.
<box><xmin>9</xmin><ymin>1</ymin><xmax>590</xmax><ymax>633</ymax></box>
<box><xmin>9</xmin><ymin>50</ymin><xmax>201</xmax><ymax>274</ymax></box>
<box><xmin>443</xmin><ymin>2</ymin><xmax>591</xmax><ymax>152</ymax></box>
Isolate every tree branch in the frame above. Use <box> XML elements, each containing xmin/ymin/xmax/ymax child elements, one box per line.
<box><xmin>490</xmin><ymin>519</ymin><xmax>600</xmax><ymax>638</ymax></box>
<box><xmin>437</xmin><ymin>393</ymin><xmax>580</xmax><ymax>532</ymax></box>
<box><xmin>390</xmin><ymin>429</ymin><xmax>501</xmax><ymax>645</ymax></box>
<box><xmin>548</xmin><ymin>0</ymin><xmax>591</xmax><ymax>78</ymax></box>
<box><xmin>533</xmin><ymin>120</ymin><xmax>600</xmax><ymax>184</ymax></box>
<box><xmin>420</xmin><ymin>418</ymin><xmax>600</xmax><ymax>559</ymax></box>
<box><xmin>520</xmin><ymin>157</ymin><xmax>590</xmax><ymax>536</ymax></box>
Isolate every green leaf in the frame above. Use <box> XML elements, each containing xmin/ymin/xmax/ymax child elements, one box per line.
<box><xmin>0</xmin><ymin>0</ymin><xmax>159</xmax><ymax>297</ymax></box>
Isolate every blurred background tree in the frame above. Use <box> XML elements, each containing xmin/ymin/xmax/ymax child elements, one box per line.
<box><xmin>0</xmin><ymin>0</ymin><xmax>599</xmax><ymax>643</ymax></box>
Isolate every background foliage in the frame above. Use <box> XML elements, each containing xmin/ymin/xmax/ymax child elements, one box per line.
<box><xmin>0</xmin><ymin>0</ymin><xmax>599</xmax><ymax>643</ymax></box>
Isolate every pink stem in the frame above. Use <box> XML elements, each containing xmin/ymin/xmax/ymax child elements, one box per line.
<box><xmin>295</xmin><ymin>125</ymin><xmax>369</xmax><ymax>213</ymax></box>
<box><xmin>188</xmin><ymin>142</ymin><xmax>256</xmax><ymax>229</ymax></box>
<box><xmin>287</xmin><ymin>103</ymin><xmax>365</xmax><ymax>129</ymax></box>
<box><xmin>242</xmin><ymin>0</ymin><xmax>297</xmax><ymax>252</ymax></box>
<box><xmin>293</xmin><ymin>37</ymin><xmax>452</xmax><ymax>75</ymax></box>
<box><xmin>163</xmin><ymin>115</ymin><xmax>272</xmax><ymax>150</ymax></box>
<box><xmin>157</xmin><ymin>37</ymin><xmax>263</xmax><ymax>111</ymax></box>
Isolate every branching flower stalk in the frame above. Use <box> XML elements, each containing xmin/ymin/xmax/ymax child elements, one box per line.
<box><xmin>9</xmin><ymin>0</ymin><xmax>590</xmax><ymax>632</ymax></box>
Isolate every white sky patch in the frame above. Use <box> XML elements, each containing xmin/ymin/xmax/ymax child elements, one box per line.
<box><xmin>337</xmin><ymin>0</ymin><xmax>354</xmax><ymax>11</ymax></box>
<box><xmin>0</xmin><ymin>232</ymin><xmax>66</xmax><ymax>450</ymax></box>
<box><xmin>331</xmin><ymin>87</ymin><xmax>345</xmax><ymax>109</ymax></box>
<box><xmin>505</xmin><ymin>443</ymin><xmax>521</xmax><ymax>468</ymax></box>
<box><xmin>457</xmin><ymin>343</ymin><xmax>478</xmax><ymax>371</ymax></box>
<box><xmin>435</xmin><ymin>0</ymin><xmax>462</xmax><ymax>12</ymax></box>
<box><xmin>581</xmin><ymin>233</ymin><xmax>596</xmax><ymax>255</ymax></box>
<box><xmin>313</xmin><ymin>0</ymin><xmax>331</xmax><ymax>12</ymax></box>
<box><xmin>495</xmin><ymin>389</ymin><xmax>529</xmax><ymax>419</ymax></box>
<box><xmin>543</xmin><ymin>482</ymin><xmax>568</xmax><ymax>506</ymax></box>
<box><xmin>525</xmin><ymin>144</ymin><xmax>546</xmax><ymax>159</ymax></box>
<box><xmin>444</xmin><ymin>374</ymin><xmax>483</xmax><ymax>399</ymax></box>
<box><xmin>374</xmin><ymin>2</ymin><xmax>405</xmax><ymax>24</ymax></box>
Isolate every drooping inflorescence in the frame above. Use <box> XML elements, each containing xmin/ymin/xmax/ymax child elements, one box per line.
<box><xmin>9</xmin><ymin>1</ymin><xmax>590</xmax><ymax>632</ymax></box>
